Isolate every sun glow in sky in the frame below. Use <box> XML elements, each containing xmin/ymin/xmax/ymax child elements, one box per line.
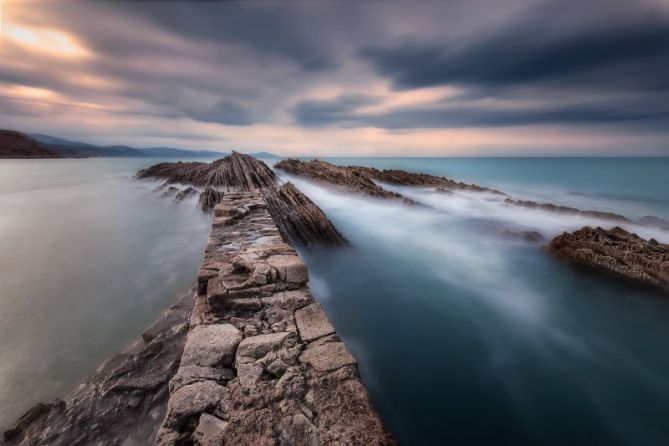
<box><xmin>0</xmin><ymin>0</ymin><xmax>668</xmax><ymax>156</ymax></box>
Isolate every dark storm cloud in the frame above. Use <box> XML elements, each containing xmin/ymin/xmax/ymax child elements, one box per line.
<box><xmin>293</xmin><ymin>95</ymin><xmax>382</xmax><ymax>127</ymax></box>
<box><xmin>359</xmin><ymin>6</ymin><xmax>669</xmax><ymax>92</ymax></box>
<box><xmin>292</xmin><ymin>94</ymin><xmax>669</xmax><ymax>130</ymax></box>
<box><xmin>183</xmin><ymin>100</ymin><xmax>254</xmax><ymax>126</ymax></box>
<box><xmin>117</xmin><ymin>2</ymin><xmax>339</xmax><ymax>71</ymax></box>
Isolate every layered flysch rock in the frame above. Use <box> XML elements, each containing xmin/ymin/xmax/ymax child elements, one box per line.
<box><xmin>262</xmin><ymin>182</ymin><xmax>349</xmax><ymax>248</ymax></box>
<box><xmin>138</xmin><ymin>153</ymin><xmax>348</xmax><ymax>250</ymax></box>
<box><xmin>505</xmin><ymin>198</ymin><xmax>630</xmax><ymax>222</ymax></box>
<box><xmin>275</xmin><ymin>158</ymin><xmax>504</xmax><ymax>201</ymax></box>
<box><xmin>156</xmin><ymin>193</ymin><xmax>394</xmax><ymax>445</ymax></box>
<box><xmin>548</xmin><ymin>226</ymin><xmax>669</xmax><ymax>293</ymax></box>
<box><xmin>137</xmin><ymin>151</ymin><xmax>277</xmax><ymax>189</ymax></box>
<box><xmin>4</xmin><ymin>292</ymin><xmax>195</xmax><ymax>445</ymax></box>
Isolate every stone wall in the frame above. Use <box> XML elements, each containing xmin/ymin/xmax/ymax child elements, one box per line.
<box><xmin>156</xmin><ymin>192</ymin><xmax>394</xmax><ymax>445</ymax></box>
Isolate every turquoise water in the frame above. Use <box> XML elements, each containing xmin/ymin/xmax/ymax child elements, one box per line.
<box><xmin>278</xmin><ymin>157</ymin><xmax>669</xmax><ymax>445</ymax></box>
<box><xmin>1</xmin><ymin>157</ymin><xmax>668</xmax><ymax>444</ymax></box>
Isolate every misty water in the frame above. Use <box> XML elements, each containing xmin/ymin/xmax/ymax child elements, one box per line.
<box><xmin>0</xmin><ymin>158</ymin><xmax>211</xmax><ymax>429</ymax></box>
<box><xmin>2</xmin><ymin>157</ymin><xmax>669</xmax><ymax>445</ymax></box>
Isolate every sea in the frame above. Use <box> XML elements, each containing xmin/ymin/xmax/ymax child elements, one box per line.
<box><xmin>1</xmin><ymin>157</ymin><xmax>668</xmax><ymax>445</ymax></box>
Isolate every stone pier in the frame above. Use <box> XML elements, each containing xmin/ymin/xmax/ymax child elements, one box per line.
<box><xmin>156</xmin><ymin>192</ymin><xmax>394</xmax><ymax>445</ymax></box>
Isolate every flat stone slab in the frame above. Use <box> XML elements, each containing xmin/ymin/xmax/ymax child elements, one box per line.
<box><xmin>267</xmin><ymin>254</ymin><xmax>309</xmax><ymax>283</ymax></box>
<box><xmin>299</xmin><ymin>342</ymin><xmax>356</xmax><ymax>372</ymax></box>
<box><xmin>236</xmin><ymin>331</ymin><xmax>291</xmax><ymax>361</ymax></box>
<box><xmin>295</xmin><ymin>303</ymin><xmax>335</xmax><ymax>342</ymax></box>
<box><xmin>181</xmin><ymin>324</ymin><xmax>242</xmax><ymax>367</ymax></box>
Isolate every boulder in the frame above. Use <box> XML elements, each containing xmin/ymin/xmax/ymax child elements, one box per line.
<box><xmin>181</xmin><ymin>324</ymin><xmax>242</xmax><ymax>368</ymax></box>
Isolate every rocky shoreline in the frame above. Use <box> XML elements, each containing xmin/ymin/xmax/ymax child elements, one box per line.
<box><xmin>3</xmin><ymin>290</ymin><xmax>195</xmax><ymax>445</ymax></box>
<box><xmin>6</xmin><ymin>153</ymin><xmax>669</xmax><ymax>445</ymax></box>
<box><xmin>548</xmin><ymin>226</ymin><xmax>669</xmax><ymax>293</ymax></box>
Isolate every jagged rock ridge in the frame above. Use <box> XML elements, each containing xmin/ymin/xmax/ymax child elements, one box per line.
<box><xmin>137</xmin><ymin>151</ymin><xmax>276</xmax><ymax>190</ymax></box>
<box><xmin>262</xmin><ymin>182</ymin><xmax>349</xmax><ymax>248</ymax></box>
<box><xmin>274</xmin><ymin>158</ymin><xmax>504</xmax><ymax>201</ymax></box>
<box><xmin>138</xmin><ymin>152</ymin><xmax>349</xmax><ymax>250</ymax></box>
<box><xmin>548</xmin><ymin>226</ymin><xmax>669</xmax><ymax>293</ymax></box>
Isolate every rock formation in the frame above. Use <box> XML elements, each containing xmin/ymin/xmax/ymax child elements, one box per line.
<box><xmin>263</xmin><ymin>182</ymin><xmax>349</xmax><ymax>248</ymax></box>
<box><xmin>548</xmin><ymin>226</ymin><xmax>669</xmax><ymax>293</ymax></box>
<box><xmin>174</xmin><ymin>186</ymin><xmax>197</xmax><ymax>202</ymax></box>
<box><xmin>639</xmin><ymin>215</ymin><xmax>669</xmax><ymax>231</ymax></box>
<box><xmin>505</xmin><ymin>198</ymin><xmax>630</xmax><ymax>222</ymax></box>
<box><xmin>155</xmin><ymin>193</ymin><xmax>394</xmax><ymax>445</ymax></box>
<box><xmin>274</xmin><ymin>159</ymin><xmax>414</xmax><ymax>203</ymax></box>
<box><xmin>0</xmin><ymin>130</ymin><xmax>62</xmax><ymax>159</ymax></box>
<box><xmin>139</xmin><ymin>153</ymin><xmax>349</xmax><ymax>250</ymax></box>
<box><xmin>274</xmin><ymin>158</ymin><xmax>504</xmax><ymax>200</ymax></box>
<box><xmin>137</xmin><ymin>151</ymin><xmax>277</xmax><ymax>190</ymax></box>
<box><xmin>198</xmin><ymin>188</ymin><xmax>225</xmax><ymax>212</ymax></box>
<box><xmin>4</xmin><ymin>292</ymin><xmax>195</xmax><ymax>445</ymax></box>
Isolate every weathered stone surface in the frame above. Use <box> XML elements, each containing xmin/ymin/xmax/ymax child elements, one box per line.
<box><xmin>267</xmin><ymin>254</ymin><xmax>309</xmax><ymax>283</ymax></box>
<box><xmin>194</xmin><ymin>413</ymin><xmax>228</xmax><ymax>446</ymax></box>
<box><xmin>165</xmin><ymin>381</ymin><xmax>226</xmax><ymax>419</ymax></box>
<box><xmin>169</xmin><ymin>366</ymin><xmax>235</xmax><ymax>393</ymax></box>
<box><xmin>157</xmin><ymin>192</ymin><xmax>394</xmax><ymax>445</ymax></box>
<box><xmin>299</xmin><ymin>342</ymin><xmax>357</xmax><ymax>372</ymax></box>
<box><xmin>181</xmin><ymin>324</ymin><xmax>242</xmax><ymax>367</ymax></box>
<box><xmin>295</xmin><ymin>303</ymin><xmax>335</xmax><ymax>342</ymax></box>
<box><xmin>549</xmin><ymin>226</ymin><xmax>669</xmax><ymax>292</ymax></box>
<box><xmin>236</xmin><ymin>332</ymin><xmax>292</xmax><ymax>363</ymax></box>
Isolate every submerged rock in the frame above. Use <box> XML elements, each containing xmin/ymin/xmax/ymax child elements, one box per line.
<box><xmin>639</xmin><ymin>215</ymin><xmax>669</xmax><ymax>231</ymax></box>
<box><xmin>548</xmin><ymin>226</ymin><xmax>669</xmax><ymax>293</ymax></box>
<box><xmin>505</xmin><ymin>198</ymin><xmax>630</xmax><ymax>222</ymax></box>
<box><xmin>174</xmin><ymin>186</ymin><xmax>196</xmax><ymax>202</ymax></box>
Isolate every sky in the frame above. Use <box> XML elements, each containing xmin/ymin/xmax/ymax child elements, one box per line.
<box><xmin>1</xmin><ymin>0</ymin><xmax>668</xmax><ymax>156</ymax></box>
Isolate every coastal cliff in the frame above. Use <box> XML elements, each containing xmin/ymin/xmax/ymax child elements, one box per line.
<box><xmin>0</xmin><ymin>130</ymin><xmax>62</xmax><ymax>159</ymax></box>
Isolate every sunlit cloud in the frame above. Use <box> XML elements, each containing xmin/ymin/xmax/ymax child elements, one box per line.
<box><xmin>2</xmin><ymin>23</ymin><xmax>89</xmax><ymax>58</ymax></box>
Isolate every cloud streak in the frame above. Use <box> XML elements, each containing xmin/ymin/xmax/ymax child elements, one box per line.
<box><xmin>1</xmin><ymin>0</ymin><xmax>668</xmax><ymax>155</ymax></box>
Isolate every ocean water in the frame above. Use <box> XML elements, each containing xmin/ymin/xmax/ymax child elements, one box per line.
<box><xmin>276</xmin><ymin>157</ymin><xmax>669</xmax><ymax>446</ymax></box>
<box><xmin>0</xmin><ymin>158</ymin><xmax>211</xmax><ymax>429</ymax></box>
<box><xmin>1</xmin><ymin>157</ymin><xmax>669</xmax><ymax>445</ymax></box>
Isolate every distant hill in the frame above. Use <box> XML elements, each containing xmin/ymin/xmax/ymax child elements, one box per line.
<box><xmin>0</xmin><ymin>130</ymin><xmax>62</xmax><ymax>158</ymax></box>
<box><xmin>30</xmin><ymin>133</ymin><xmax>231</xmax><ymax>158</ymax></box>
